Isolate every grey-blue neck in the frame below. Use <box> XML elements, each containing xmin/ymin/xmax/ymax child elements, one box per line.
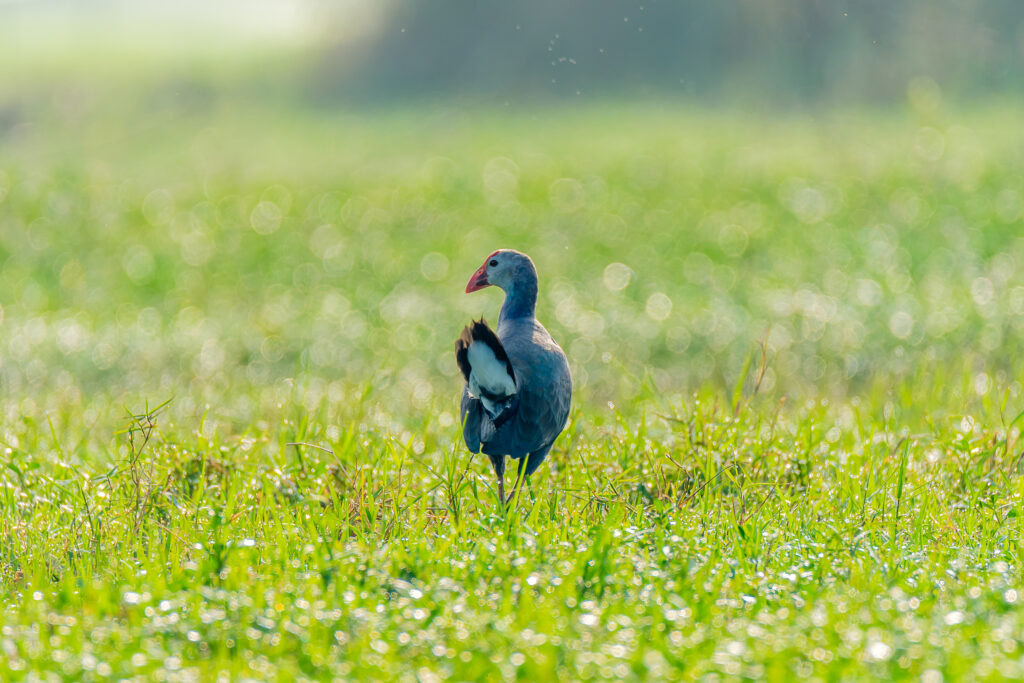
<box><xmin>498</xmin><ymin>273</ymin><xmax>538</xmax><ymax>323</ymax></box>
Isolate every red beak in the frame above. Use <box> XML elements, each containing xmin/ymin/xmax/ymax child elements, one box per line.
<box><xmin>465</xmin><ymin>263</ymin><xmax>490</xmax><ymax>293</ymax></box>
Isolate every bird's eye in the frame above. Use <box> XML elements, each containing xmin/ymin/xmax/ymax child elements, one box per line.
<box><xmin>489</xmin><ymin>259</ymin><xmax>498</xmax><ymax>267</ymax></box>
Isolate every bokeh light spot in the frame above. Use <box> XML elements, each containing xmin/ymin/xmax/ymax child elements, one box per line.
<box><xmin>420</xmin><ymin>252</ymin><xmax>449</xmax><ymax>281</ymax></box>
<box><xmin>251</xmin><ymin>201</ymin><xmax>283</xmax><ymax>234</ymax></box>
<box><xmin>645</xmin><ymin>293</ymin><xmax>672</xmax><ymax>321</ymax></box>
<box><xmin>603</xmin><ymin>263</ymin><xmax>632</xmax><ymax>291</ymax></box>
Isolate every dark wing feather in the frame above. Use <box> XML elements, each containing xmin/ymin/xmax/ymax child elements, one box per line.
<box><xmin>455</xmin><ymin>327</ymin><xmax>473</xmax><ymax>383</ymax></box>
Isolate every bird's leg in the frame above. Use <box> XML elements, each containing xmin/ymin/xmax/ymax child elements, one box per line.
<box><xmin>505</xmin><ymin>457</ymin><xmax>528</xmax><ymax>507</ymax></box>
<box><xmin>488</xmin><ymin>454</ymin><xmax>506</xmax><ymax>506</ymax></box>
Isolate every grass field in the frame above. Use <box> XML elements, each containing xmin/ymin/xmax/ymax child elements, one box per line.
<box><xmin>3</xmin><ymin>92</ymin><xmax>1024</xmax><ymax>680</ymax></box>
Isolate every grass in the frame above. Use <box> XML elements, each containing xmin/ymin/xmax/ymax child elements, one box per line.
<box><xmin>3</xmin><ymin>89</ymin><xmax>1024</xmax><ymax>680</ymax></box>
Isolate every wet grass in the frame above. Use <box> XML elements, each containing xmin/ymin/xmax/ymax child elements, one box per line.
<box><xmin>3</xmin><ymin>94</ymin><xmax>1024</xmax><ymax>680</ymax></box>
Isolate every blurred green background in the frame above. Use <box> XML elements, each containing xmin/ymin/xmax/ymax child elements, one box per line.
<box><xmin>2</xmin><ymin>1</ymin><xmax>1024</xmax><ymax>422</ymax></box>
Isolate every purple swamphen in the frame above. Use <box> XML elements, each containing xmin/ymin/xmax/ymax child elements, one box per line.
<box><xmin>455</xmin><ymin>249</ymin><xmax>572</xmax><ymax>505</ymax></box>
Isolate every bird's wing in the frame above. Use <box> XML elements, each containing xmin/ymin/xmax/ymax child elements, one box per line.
<box><xmin>512</xmin><ymin>359</ymin><xmax>571</xmax><ymax>454</ymax></box>
<box><xmin>500</xmin><ymin>320</ymin><xmax>572</xmax><ymax>456</ymax></box>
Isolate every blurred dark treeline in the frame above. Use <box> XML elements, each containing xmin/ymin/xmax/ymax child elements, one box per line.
<box><xmin>320</xmin><ymin>0</ymin><xmax>1024</xmax><ymax>103</ymax></box>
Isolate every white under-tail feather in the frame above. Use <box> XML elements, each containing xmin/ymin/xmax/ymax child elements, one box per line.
<box><xmin>467</xmin><ymin>341</ymin><xmax>516</xmax><ymax>417</ymax></box>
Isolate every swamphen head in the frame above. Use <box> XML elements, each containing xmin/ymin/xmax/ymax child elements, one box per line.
<box><xmin>465</xmin><ymin>249</ymin><xmax>538</xmax><ymax>294</ymax></box>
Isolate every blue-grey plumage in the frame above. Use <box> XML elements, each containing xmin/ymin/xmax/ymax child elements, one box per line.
<box><xmin>457</xmin><ymin>249</ymin><xmax>572</xmax><ymax>505</ymax></box>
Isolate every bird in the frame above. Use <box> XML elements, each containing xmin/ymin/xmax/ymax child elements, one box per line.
<box><xmin>455</xmin><ymin>249</ymin><xmax>572</xmax><ymax>506</ymax></box>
